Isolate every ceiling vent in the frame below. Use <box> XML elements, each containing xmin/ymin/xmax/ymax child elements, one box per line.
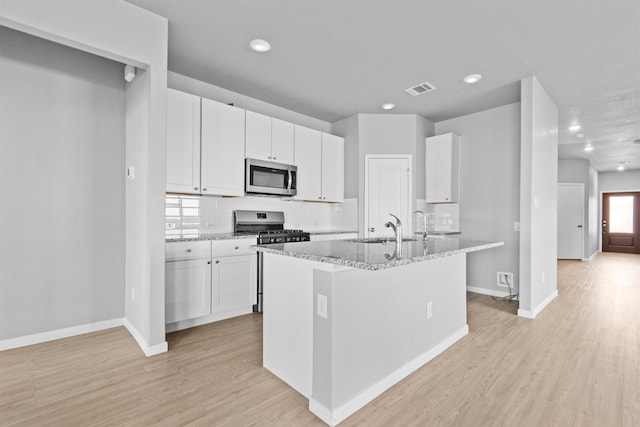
<box><xmin>405</xmin><ymin>81</ymin><xmax>437</xmax><ymax>96</ymax></box>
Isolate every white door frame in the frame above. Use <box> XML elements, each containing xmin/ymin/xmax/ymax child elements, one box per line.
<box><xmin>558</xmin><ymin>183</ymin><xmax>584</xmax><ymax>259</ymax></box>
<box><xmin>364</xmin><ymin>154</ymin><xmax>413</xmax><ymax>238</ymax></box>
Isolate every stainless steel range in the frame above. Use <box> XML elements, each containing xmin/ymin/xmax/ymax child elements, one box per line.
<box><xmin>234</xmin><ymin>210</ymin><xmax>310</xmax><ymax>312</ymax></box>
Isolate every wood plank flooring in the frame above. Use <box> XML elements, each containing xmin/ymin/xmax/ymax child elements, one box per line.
<box><xmin>1</xmin><ymin>252</ymin><xmax>638</xmax><ymax>426</ymax></box>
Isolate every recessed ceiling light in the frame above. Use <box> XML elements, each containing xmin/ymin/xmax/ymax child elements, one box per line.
<box><xmin>584</xmin><ymin>145</ymin><xmax>594</xmax><ymax>152</ymax></box>
<box><xmin>463</xmin><ymin>74</ymin><xmax>482</xmax><ymax>84</ymax></box>
<box><xmin>568</xmin><ymin>124</ymin><xmax>581</xmax><ymax>132</ymax></box>
<box><xmin>381</xmin><ymin>103</ymin><xmax>395</xmax><ymax>110</ymax></box>
<box><xmin>576</xmin><ymin>133</ymin><xmax>584</xmax><ymax>138</ymax></box>
<box><xmin>250</xmin><ymin>39</ymin><xmax>271</xmax><ymax>52</ymax></box>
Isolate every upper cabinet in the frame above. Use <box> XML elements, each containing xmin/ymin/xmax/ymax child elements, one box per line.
<box><xmin>293</xmin><ymin>125</ymin><xmax>344</xmax><ymax>203</ymax></box>
<box><xmin>201</xmin><ymin>98</ymin><xmax>246</xmax><ymax>196</ymax></box>
<box><xmin>320</xmin><ymin>133</ymin><xmax>344</xmax><ymax>202</ymax></box>
<box><xmin>425</xmin><ymin>132</ymin><xmax>460</xmax><ymax>203</ymax></box>
<box><xmin>245</xmin><ymin>111</ymin><xmax>294</xmax><ymax>164</ymax></box>
<box><xmin>166</xmin><ymin>88</ymin><xmax>201</xmax><ymax>194</ymax></box>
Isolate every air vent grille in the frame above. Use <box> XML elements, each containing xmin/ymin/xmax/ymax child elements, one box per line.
<box><xmin>405</xmin><ymin>81</ymin><xmax>437</xmax><ymax>96</ymax></box>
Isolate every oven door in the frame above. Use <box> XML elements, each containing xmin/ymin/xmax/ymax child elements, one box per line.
<box><xmin>245</xmin><ymin>158</ymin><xmax>297</xmax><ymax>196</ymax></box>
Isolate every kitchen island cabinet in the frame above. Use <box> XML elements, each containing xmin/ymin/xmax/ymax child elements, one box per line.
<box><xmin>255</xmin><ymin>237</ymin><xmax>502</xmax><ymax>425</ymax></box>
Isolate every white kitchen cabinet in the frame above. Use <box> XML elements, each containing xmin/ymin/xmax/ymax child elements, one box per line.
<box><xmin>245</xmin><ymin>112</ymin><xmax>294</xmax><ymax>164</ymax></box>
<box><xmin>166</xmin><ymin>88</ymin><xmax>201</xmax><ymax>194</ymax></box>
<box><xmin>320</xmin><ymin>133</ymin><xmax>344</xmax><ymax>202</ymax></box>
<box><xmin>293</xmin><ymin>125</ymin><xmax>344</xmax><ymax>202</ymax></box>
<box><xmin>271</xmin><ymin>118</ymin><xmax>294</xmax><ymax>164</ymax></box>
<box><xmin>201</xmin><ymin>98</ymin><xmax>246</xmax><ymax>196</ymax></box>
<box><xmin>426</xmin><ymin>132</ymin><xmax>460</xmax><ymax>203</ymax></box>
<box><xmin>211</xmin><ymin>254</ymin><xmax>257</xmax><ymax>313</ymax></box>
<box><xmin>165</xmin><ymin>241</ymin><xmax>212</xmax><ymax>324</ymax></box>
<box><xmin>293</xmin><ymin>125</ymin><xmax>322</xmax><ymax>200</ymax></box>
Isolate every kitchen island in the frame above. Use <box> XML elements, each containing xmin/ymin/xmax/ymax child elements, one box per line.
<box><xmin>255</xmin><ymin>237</ymin><xmax>503</xmax><ymax>426</ymax></box>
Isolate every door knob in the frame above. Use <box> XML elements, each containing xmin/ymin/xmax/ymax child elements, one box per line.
<box><xmin>577</xmin><ymin>225</ymin><xmax>583</xmax><ymax>228</ymax></box>
<box><xmin>369</xmin><ymin>227</ymin><xmax>375</xmax><ymax>232</ymax></box>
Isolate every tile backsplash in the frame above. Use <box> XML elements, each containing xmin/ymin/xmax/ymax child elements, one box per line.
<box><xmin>166</xmin><ymin>195</ymin><xmax>358</xmax><ymax>237</ymax></box>
<box><xmin>415</xmin><ymin>200</ymin><xmax>460</xmax><ymax>232</ymax></box>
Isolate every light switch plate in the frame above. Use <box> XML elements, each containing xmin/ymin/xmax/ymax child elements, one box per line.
<box><xmin>317</xmin><ymin>294</ymin><xmax>328</xmax><ymax>319</ymax></box>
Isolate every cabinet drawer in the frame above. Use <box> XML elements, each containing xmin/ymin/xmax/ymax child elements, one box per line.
<box><xmin>211</xmin><ymin>238</ymin><xmax>256</xmax><ymax>256</ymax></box>
<box><xmin>166</xmin><ymin>241</ymin><xmax>211</xmax><ymax>261</ymax></box>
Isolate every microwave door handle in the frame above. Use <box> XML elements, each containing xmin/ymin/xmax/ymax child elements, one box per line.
<box><xmin>287</xmin><ymin>168</ymin><xmax>293</xmax><ymax>191</ymax></box>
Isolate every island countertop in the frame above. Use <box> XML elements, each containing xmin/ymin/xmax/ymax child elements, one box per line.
<box><xmin>254</xmin><ymin>237</ymin><xmax>504</xmax><ymax>271</ymax></box>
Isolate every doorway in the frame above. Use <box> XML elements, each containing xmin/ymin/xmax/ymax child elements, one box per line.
<box><xmin>557</xmin><ymin>183</ymin><xmax>584</xmax><ymax>259</ymax></box>
<box><xmin>364</xmin><ymin>155</ymin><xmax>412</xmax><ymax>238</ymax></box>
<box><xmin>602</xmin><ymin>192</ymin><xmax>640</xmax><ymax>254</ymax></box>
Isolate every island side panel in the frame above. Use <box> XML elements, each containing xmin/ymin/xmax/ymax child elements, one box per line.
<box><xmin>262</xmin><ymin>252</ymin><xmax>314</xmax><ymax>397</ymax></box>
<box><xmin>311</xmin><ymin>253</ymin><xmax>468</xmax><ymax>419</ymax></box>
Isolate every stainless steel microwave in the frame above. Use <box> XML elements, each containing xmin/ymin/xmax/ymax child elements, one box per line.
<box><xmin>245</xmin><ymin>158</ymin><xmax>297</xmax><ymax>196</ymax></box>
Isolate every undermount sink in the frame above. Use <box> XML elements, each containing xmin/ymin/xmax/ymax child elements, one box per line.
<box><xmin>345</xmin><ymin>237</ymin><xmax>418</xmax><ymax>244</ymax></box>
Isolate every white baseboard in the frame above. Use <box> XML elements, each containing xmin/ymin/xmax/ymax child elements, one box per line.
<box><xmin>517</xmin><ymin>290</ymin><xmax>558</xmax><ymax>319</ymax></box>
<box><xmin>309</xmin><ymin>325</ymin><xmax>469</xmax><ymax>426</ymax></box>
<box><xmin>0</xmin><ymin>318</ymin><xmax>123</xmax><ymax>352</ymax></box>
<box><xmin>165</xmin><ymin>306</ymin><xmax>253</xmax><ymax>333</ymax></box>
<box><xmin>124</xmin><ymin>318</ymin><xmax>168</xmax><ymax>357</ymax></box>
<box><xmin>466</xmin><ymin>286</ymin><xmax>512</xmax><ymax>298</ymax></box>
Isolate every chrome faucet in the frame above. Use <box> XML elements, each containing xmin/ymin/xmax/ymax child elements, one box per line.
<box><xmin>385</xmin><ymin>213</ymin><xmax>402</xmax><ymax>244</ymax></box>
<box><xmin>414</xmin><ymin>210</ymin><xmax>428</xmax><ymax>240</ymax></box>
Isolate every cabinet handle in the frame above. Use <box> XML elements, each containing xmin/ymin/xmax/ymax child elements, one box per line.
<box><xmin>194</xmin><ymin>187</ymin><xmax>199</xmax><ymax>191</ymax></box>
<box><xmin>186</xmin><ymin>249</ymin><xmax>192</xmax><ymax>253</ymax></box>
<box><xmin>215</xmin><ymin>260</ymin><xmax>220</xmax><ymax>264</ymax></box>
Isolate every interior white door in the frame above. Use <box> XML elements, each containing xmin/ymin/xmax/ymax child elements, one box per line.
<box><xmin>558</xmin><ymin>183</ymin><xmax>584</xmax><ymax>259</ymax></box>
<box><xmin>366</xmin><ymin>156</ymin><xmax>411</xmax><ymax>238</ymax></box>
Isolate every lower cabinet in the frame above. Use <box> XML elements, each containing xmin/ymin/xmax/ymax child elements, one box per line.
<box><xmin>165</xmin><ymin>258</ymin><xmax>212</xmax><ymax>324</ymax></box>
<box><xmin>212</xmin><ymin>254</ymin><xmax>257</xmax><ymax>313</ymax></box>
<box><xmin>165</xmin><ymin>239</ymin><xmax>257</xmax><ymax>330</ymax></box>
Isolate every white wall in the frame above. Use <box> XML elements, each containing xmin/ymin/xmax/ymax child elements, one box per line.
<box><xmin>168</xmin><ymin>71</ymin><xmax>332</xmax><ymax>134</ymax></box>
<box><xmin>558</xmin><ymin>159</ymin><xmax>599</xmax><ymax>258</ymax></box>
<box><xmin>598</xmin><ymin>169</ymin><xmax>640</xmax><ymax>192</ymax></box>
<box><xmin>518</xmin><ymin>76</ymin><xmax>559</xmax><ymax>318</ymax></box>
<box><xmin>0</xmin><ymin>27</ymin><xmax>125</xmax><ymax>340</ymax></box>
<box><xmin>436</xmin><ymin>103</ymin><xmax>521</xmax><ymax>294</ymax></box>
<box><xmin>0</xmin><ymin>0</ymin><xmax>169</xmax><ymax>355</ymax></box>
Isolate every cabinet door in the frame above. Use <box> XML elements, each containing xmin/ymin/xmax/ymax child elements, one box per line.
<box><xmin>271</xmin><ymin>118</ymin><xmax>294</xmax><ymax>164</ymax></box>
<box><xmin>293</xmin><ymin>125</ymin><xmax>322</xmax><ymax>201</ymax></box>
<box><xmin>166</xmin><ymin>89</ymin><xmax>201</xmax><ymax>194</ymax></box>
<box><xmin>165</xmin><ymin>258</ymin><xmax>212</xmax><ymax>324</ymax></box>
<box><xmin>201</xmin><ymin>98</ymin><xmax>246</xmax><ymax>196</ymax></box>
<box><xmin>211</xmin><ymin>254</ymin><xmax>257</xmax><ymax>313</ymax></box>
<box><xmin>426</xmin><ymin>133</ymin><xmax>459</xmax><ymax>203</ymax></box>
<box><xmin>245</xmin><ymin>110</ymin><xmax>272</xmax><ymax>161</ymax></box>
<box><xmin>321</xmin><ymin>133</ymin><xmax>344</xmax><ymax>202</ymax></box>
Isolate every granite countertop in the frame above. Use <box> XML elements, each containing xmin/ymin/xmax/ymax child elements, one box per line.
<box><xmin>254</xmin><ymin>237</ymin><xmax>504</xmax><ymax>271</ymax></box>
<box><xmin>166</xmin><ymin>232</ymin><xmax>258</xmax><ymax>242</ymax></box>
<box><xmin>308</xmin><ymin>230</ymin><xmax>358</xmax><ymax>235</ymax></box>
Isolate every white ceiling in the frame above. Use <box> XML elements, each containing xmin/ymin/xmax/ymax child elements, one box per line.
<box><xmin>127</xmin><ymin>0</ymin><xmax>640</xmax><ymax>172</ymax></box>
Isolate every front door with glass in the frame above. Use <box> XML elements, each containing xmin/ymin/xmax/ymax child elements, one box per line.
<box><xmin>602</xmin><ymin>192</ymin><xmax>640</xmax><ymax>254</ymax></box>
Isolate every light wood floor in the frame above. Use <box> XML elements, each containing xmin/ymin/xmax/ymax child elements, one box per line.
<box><xmin>1</xmin><ymin>252</ymin><xmax>638</xmax><ymax>426</ymax></box>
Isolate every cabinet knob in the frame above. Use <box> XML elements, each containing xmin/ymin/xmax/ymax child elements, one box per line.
<box><xmin>318</xmin><ymin>196</ymin><xmax>322</xmax><ymax>200</ymax></box>
<box><xmin>369</xmin><ymin>227</ymin><xmax>375</xmax><ymax>232</ymax></box>
<box><xmin>235</xmin><ymin>246</ymin><xmax>239</xmax><ymax>250</ymax></box>
<box><xmin>322</xmin><ymin>197</ymin><xmax>326</xmax><ymax>200</ymax></box>
<box><xmin>194</xmin><ymin>187</ymin><xmax>199</xmax><ymax>191</ymax></box>
<box><xmin>203</xmin><ymin>188</ymin><xmax>208</xmax><ymax>191</ymax></box>
<box><xmin>273</xmin><ymin>157</ymin><xmax>277</xmax><ymax>160</ymax></box>
<box><xmin>207</xmin><ymin>261</ymin><xmax>211</xmax><ymax>265</ymax></box>
<box><xmin>215</xmin><ymin>260</ymin><xmax>220</xmax><ymax>264</ymax></box>
<box><xmin>186</xmin><ymin>249</ymin><xmax>192</xmax><ymax>253</ymax></box>
<box><xmin>267</xmin><ymin>156</ymin><xmax>272</xmax><ymax>159</ymax></box>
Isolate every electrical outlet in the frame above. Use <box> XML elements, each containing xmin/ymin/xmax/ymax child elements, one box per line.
<box><xmin>317</xmin><ymin>294</ymin><xmax>328</xmax><ymax>319</ymax></box>
<box><xmin>514</xmin><ymin>222</ymin><xmax>520</xmax><ymax>231</ymax></box>
<box><xmin>426</xmin><ymin>301</ymin><xmax>433</xmax><ymax>319</ymax></box>
<box><xmin>497</xmin><ymin>272</ymin><xmax>514</xmax><ymax>288</ymax></box>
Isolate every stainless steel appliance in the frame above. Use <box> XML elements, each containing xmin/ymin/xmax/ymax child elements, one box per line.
<box><xmin>233</xmin><ymin>210</ymin><xmax>310</xmax><ymax>312</ymax></box>
<box><xmin>245</xmin><ymin>158</ymin><xmax>297</xmax><ymax>197</ymax></box>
